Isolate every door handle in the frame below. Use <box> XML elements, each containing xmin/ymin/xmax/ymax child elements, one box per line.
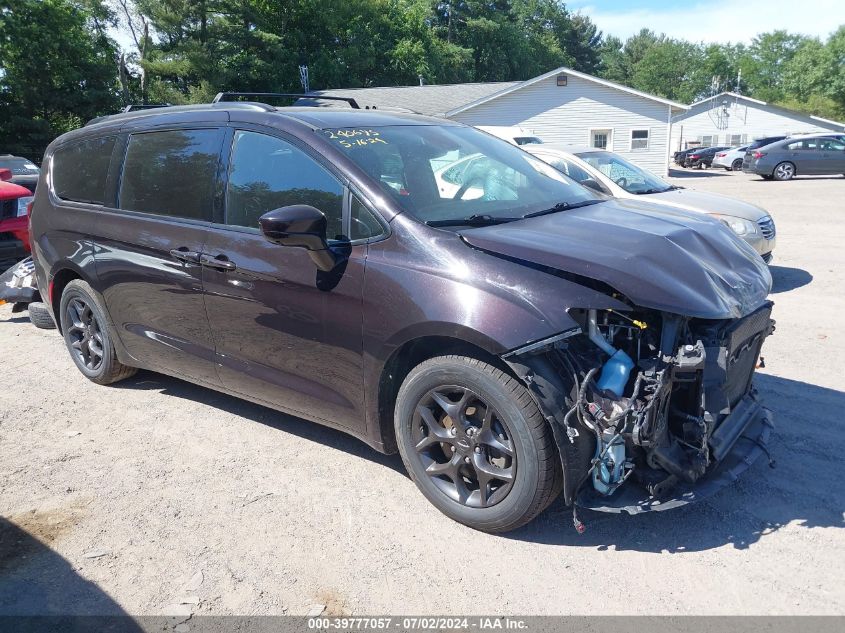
<box><xmin>199</xmin><ymin>253</ymin><xmax>237</xmax><ymax>271</ymax></box>
<box><xmin>170</xmin><ymin>248</ymin><xmax>201</xmax><ymax>264</ymax></box>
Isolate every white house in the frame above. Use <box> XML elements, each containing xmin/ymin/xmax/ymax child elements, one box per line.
<box><xmin>312</xmin><ymin>67</ymin><xmax>688</xmax><ymax>175</ymax></box>
<box><xmin>670</xmin><ymin>92</ymin><xmax>845</xmax><ymax>151</ymax></box>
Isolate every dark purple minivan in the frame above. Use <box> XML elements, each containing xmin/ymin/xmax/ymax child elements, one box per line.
<box><xmin>29</xmin><ymin>99</ymin><xmax>775</xmax><ymax>532</ymax></box>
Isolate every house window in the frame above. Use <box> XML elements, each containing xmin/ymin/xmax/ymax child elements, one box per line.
<box><xmin>728</xmin><ymin>133</ymin><xmax>747</xmax><ymax>146</ymax></box>
<box><xmin>631</xmin><ymin>129</ymin><xmax>649</xmax><ymax>150</ymax></box>
<box><xmin>699</xmin><ymin>134</ymin><xmax>718</xmax><ymax>147</ymax></box>
<box><xmin>590</xmin><ymin>128</ymin><xmax>612</xmax><ymax>150</ymax></box>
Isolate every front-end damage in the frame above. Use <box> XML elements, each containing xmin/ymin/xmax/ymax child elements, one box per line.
<box><xmin>504</xmin><ymin>301</ymin><xmax>775</xmax><ymax>524</ymax></box>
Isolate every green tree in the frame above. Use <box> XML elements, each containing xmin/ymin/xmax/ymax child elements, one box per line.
<box><xmin>0</xmin><ymin>0</ymin><xmax>121</xmax><ymax>160</ymax></box>
<box><xmin>737</xmin><ymin>30</ymin><xmax>808</xmax><ymax>102</ymax></box>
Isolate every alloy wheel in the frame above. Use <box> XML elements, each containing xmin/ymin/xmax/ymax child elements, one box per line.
<box><xmin>65</xmin><ymin>297</ymin><xmax>104</xmax><ymax>371</ymax></box>
<box><xmin>412</xmin><ymin>386</ymin><xmax>516</xmax><ymax>508</ymax></box>
<box><xmin>775</xmin><ymin>163</ymin><xmax>794</xmax><ymax>179</ymax></box>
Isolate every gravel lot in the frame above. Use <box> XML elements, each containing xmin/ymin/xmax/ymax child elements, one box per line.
<box><xmin>1</xmin><ymin>170</ymin><xmax>843</xmax><ymax>617</ymax></box>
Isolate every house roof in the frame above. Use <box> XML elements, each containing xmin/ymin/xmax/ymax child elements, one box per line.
<box><xmin>445</xmin><ymin>66</ymin><xmax>689</xmax><ymax>116</ymax></box>
<box><xmin>306</xmin><ymin>66</ymin><xmax>688</xmax><ymax>118</ymax></box>
<box><xmin>687</xmin><ymin>92</ymin><xmax>845</xmax><ymax>130</ymax></box>
<box><xmin>305</xmin><ymin>82</ymin><xmax>520</xmax><ymax>117</ymax></box>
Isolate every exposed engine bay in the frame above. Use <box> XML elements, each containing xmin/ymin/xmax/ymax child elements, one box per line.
<box><xmin>506</xmin><ymin>301</ymin><xmax>775</xmax><ymax>524</ymax></box>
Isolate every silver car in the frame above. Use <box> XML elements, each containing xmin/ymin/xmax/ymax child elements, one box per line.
<box><xmin>525</xmin><ymin>144</ymin><xmax>776</xmax><ymax>262</ymax></box>
<box><xmin>743</xmin><ymin>135</ymin><xmax>845</xmax><ymax>181</ymax></box>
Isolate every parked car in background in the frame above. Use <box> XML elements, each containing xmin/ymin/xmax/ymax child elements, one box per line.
<box><xmin>477</xmin><ymin>126</ymin><xmax>544</xmax><ymax>146</ymax></box>
<box><xmin>741</xmin><ymin>136</ymin><xmax>788</xmax><ymax>171</ymax></box>
<box><xmin>30</xmin><ymin>101</ymin><xmax>774</xmax><ymax>533</ymax></box>
<box><xmin>684</xmin><ymin>146</ymin><xmax>730</xmax><ymax>168</ymax></box>
<box><xmin>673</xmin><ymin>147</ymin><xmax>700</xmax><ymax>166</ymax></box>
<box><xmin>712</xmin><ymin>146</ymin><xmax>749</xmax><ymax>171</ymax></box>
<box><xmin>744</xmin><ymin>135</ymin><xmax>845</xmax><ymax>180</ymax></box>
<box><xmin>0</xmin><ymin>169</ymin><xmax>34</xmax><ymax>269</ymax></box>
<box><xmin>525</xmin><ymin>144</ymin><xmax>776</xmax><ymax>262</ymax></box>
<box><xmin>0</xmin><ymin>154</ymin><xmax>40</xmax><ymax>193</ymax></box>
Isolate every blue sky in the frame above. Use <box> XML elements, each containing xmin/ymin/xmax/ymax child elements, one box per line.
<box><xmin>567</xmin><ymin>0</ymin><xmax>844</xmax><ymax>43</ymax></box>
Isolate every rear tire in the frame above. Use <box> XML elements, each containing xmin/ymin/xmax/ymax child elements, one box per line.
<box><xmin>59</xmin><ymin>279</ymin><xmax>136</xmax><ymax>385</ymax></box>
<box><xmin>28</xmin><ymin>302</ymin><xmax>56</xmax><ymax>329</ymax></box>
<box><xmin>394</xmin><ymin>355</ymin><xmax>561</xmax><ymax>533</ymax></box>
<box><xmin>773</xmin><ymin>162</ymin><xmax>795</xmax><ymax>181</ymax></box>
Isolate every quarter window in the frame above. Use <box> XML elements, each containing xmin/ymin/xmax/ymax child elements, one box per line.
<box><xmin>350</xmin><ymin>195</ymin><xmax>385</xmax><ymax>240</ymax></box>
<box><xmin>53</xmin><ymin>136</ymin><xmax>116</xmax><ymax>204</ymax></box>
<box><xmin>119</xmin><ymin>129</ymin><xmax>222</xmax><ymax>220</ymax></box>
<box><xmin>226</xmin><ymin>131</ymin><xmax>344</xmax><ymax>239</ymax></box>
<box><xmin>631</xmin><ymin>129</ymin><xmax>649</xmax><ymax>150</ymax></box>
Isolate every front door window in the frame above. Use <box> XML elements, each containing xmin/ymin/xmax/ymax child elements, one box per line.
<box><xmin>226</xmin><ymin>131</ymin><xmax>344</xmax><ymax>239</ymax></box>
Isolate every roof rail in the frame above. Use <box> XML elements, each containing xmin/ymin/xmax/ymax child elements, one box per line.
<box><xmin>122</xmin><ymin>104</ymin><xmax>171</xmax><ymax>113</ymax></box>
<box><xmin>212</xmin><ymin>92</ymin><xmax>360</xmax><ymax>109</ymax></box>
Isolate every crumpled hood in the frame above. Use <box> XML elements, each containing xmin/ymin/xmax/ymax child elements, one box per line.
<box><xmin>645</xmin><ymin>188</ymin><xmax>770</xmax><ymax>222</ymax></box>
<box><xmin>461</xmin><ymin>198</ymin><xmax>772</xmax><ymax>320</ymax></box>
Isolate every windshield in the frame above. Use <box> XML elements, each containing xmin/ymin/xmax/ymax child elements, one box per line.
<box><xmin>0</xmin><ymin>158</ymin><xmax>39</xmax><ymax>175</ymax></box>
<box><xmin>576</xmin><ymin>151</ymin><xmax>672</xmax><ymax>194</ymax></box>
<box><xmin>322</xmin><ymin>125</ymin><xmax>601</xmax><ymax>224</ymax></box>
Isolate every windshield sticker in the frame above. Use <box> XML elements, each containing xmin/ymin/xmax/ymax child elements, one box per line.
<box><xmin>325</xmin><ymin>129</ymin><xmax>389</xmax><ymax>149</ymax></box>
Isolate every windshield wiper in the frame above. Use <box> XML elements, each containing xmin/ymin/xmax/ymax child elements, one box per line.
<box><xmin>426</xmin><ymin>214</ymin><xmax>520</xmax><ymax>228</ymax></box>
<box><xmin>635</xmin><ymin>185</ymin><xmax>682</xmax><ymax>194</ymax></box>
<box><xmin>522</xmin><ymin>199</ymin><xmax>603</xmax><ymax>219</ymax></box>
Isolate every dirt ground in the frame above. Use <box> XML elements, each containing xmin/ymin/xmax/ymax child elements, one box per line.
<box><xmin>1</xmin><ymin>170</ymin><xmax>843</xmax><ymax>616</ymax></box>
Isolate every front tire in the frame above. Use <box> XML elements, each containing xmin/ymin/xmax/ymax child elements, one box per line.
<box><xmin>731</xmin><ymin>159</ymin><xmax>743</xmax><ymax>171</ymax></box>
<box><xmin>773</xmin><ymin>162</ymin><xmax>795</xmax><ymax>181</ymax></box>
<box><xmin>394</xmin><ymin>355</ymin><xmax>560</xmax><ymax>533</ymax></box>
<box><xmin>60</xmin><ymin>279</ymin><xmax>136</xmax><ymax>385</ymax></box>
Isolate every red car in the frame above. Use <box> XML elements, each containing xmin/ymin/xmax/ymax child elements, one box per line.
<box><xmin>0</xmin><ymin>168</ymin><xmax>34</xmax><ymax>267</ymax></box>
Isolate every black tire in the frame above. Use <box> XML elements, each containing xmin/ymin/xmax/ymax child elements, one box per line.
<box><xmin>59</xmin><ymin>279</ymin><xmax>136</xmax><ymax>385</ymax></box>
<box><xmin>731</xmin><ymin>159</ymin><xmax>743</xmax><ymax>171</ymax></box>
<box><xmin>394</xmin><ymin>355</ymin><xmax>560</xmax><ymax>533</ymax></box>
<box><xmin>27</xmin><ymin>301</ymin><xmax>56</xmax><ymax>329</ymax></box>
<box><xmin>772</xmin><ymin>161</ymin><xmax>795</xmax><ymax>181</ymax></box>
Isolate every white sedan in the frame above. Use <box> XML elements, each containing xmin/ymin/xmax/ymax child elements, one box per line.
<box><xmin>712</xmin><ymin>146</ymin><xmax>750</xmax><ymax>171</ymax></box>
<box><xmin>524</xmin><ymin>144</ymin><xmax>776</xmax><ymax>261</ymax></box>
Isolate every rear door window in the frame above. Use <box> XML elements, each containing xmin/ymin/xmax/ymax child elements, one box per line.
<box><xmin>52</xmin><ymin>137</ymin><xmax>116</xmax><ymax>204</ymax></box>
<box><xmin>119</xmin><ymin>129</ymin><xmax>223</xmax><ymax>221</ymax></box>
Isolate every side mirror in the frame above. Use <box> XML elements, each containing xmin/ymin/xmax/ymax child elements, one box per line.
<box><xmin>580</xmin><ymin>178</ymin><xmax>604</xmax><ymax>193</ymax></box>
<box><xmin>258</xmin><ymin>205</ymin><xmax>339</xmax><ymax>272</ymax></box>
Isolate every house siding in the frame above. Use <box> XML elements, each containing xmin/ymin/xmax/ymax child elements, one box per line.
<box><xmin>670</xmin><ymin>97</ymin><xmax>845</xmax><ymax>151</ymax></box>
<box><xmin>449</xmin><ymin>74</ymin><xmax>673</xmax><ymax>175</ymax></box>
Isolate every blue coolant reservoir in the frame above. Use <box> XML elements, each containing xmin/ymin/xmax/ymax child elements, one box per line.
<box><xmin>596</xmin><ymin>349</ymin><xmax>634</xmax><ymax>398</ymax></box>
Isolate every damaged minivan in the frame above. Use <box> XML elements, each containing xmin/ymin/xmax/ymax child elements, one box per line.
<box><xmin>30</xmin><ymin>98</ymin><xmax>774</xmax><ymax>533</ymax></box>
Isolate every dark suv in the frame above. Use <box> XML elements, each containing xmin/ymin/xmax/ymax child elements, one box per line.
<box><xmin>30</xmin><ymin>99</ymin><xmax>775</xmax><ymax>532</ymax></box>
